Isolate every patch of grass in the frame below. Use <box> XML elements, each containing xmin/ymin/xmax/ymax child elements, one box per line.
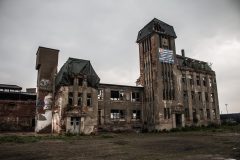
<box><xmin>100</xmin><ymin>134</ymin><xmax>115</xmax><ymax>139</ymax></box>
<box><xmin>168</xmin><ymin>124</ymin><xmax>240</xmax><ymax>133</ymax></box>
<box><xmin>0</xmin><ymin>136</ymin><xmax>41</xmax><ymax>143</ymax></box>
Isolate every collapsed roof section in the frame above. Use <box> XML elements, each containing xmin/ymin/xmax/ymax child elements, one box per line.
<box><xmin>176</xmin><ymin>55</ymin><xmax>213</xmax><ymax>72</ymax></box>
<box><xmin>55</xmin><ymin>58</ymin><xmax>100</xmax><ymax>89</ymax></box>
<box><xmin>136</xmin><ymin>18</ymin><xmax>177</xmax><ymax>43</ymax></box>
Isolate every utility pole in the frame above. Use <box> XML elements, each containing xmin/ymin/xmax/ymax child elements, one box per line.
<box><xmin>225</xmin><ymin>104</ymin><xmax>228</xmax><ymax>114</ymax></box>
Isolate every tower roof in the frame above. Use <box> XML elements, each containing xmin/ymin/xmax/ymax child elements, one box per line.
<box><xmin>136</xmin><ymin>18</ymin><xmax>177</xmax><ymax>43</ymax></box>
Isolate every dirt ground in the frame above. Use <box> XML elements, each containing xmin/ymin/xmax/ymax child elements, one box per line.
<box><xmin>0</xmin><ymin>131</ymin><xmax>239</xmax><ymax>160</ymax></box>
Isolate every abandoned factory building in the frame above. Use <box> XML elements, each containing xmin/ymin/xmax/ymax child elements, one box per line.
<box><xmin>0</xmin><ymin>84</ymin><xmax>36</xmax><ymax>131</ymax></box>
<box><xmin>35</xmin><ymin>18</ymin><xmax>220</xmax><ymax>134</ymax></box>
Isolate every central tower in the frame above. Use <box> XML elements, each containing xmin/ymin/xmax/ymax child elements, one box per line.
<box><xmin>136</xmin><ymin>18</ymin><xmax>183</xmax><ymax>131</ymax></box>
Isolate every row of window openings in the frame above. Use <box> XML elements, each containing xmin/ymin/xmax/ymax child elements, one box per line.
<box><xmin>110</xmin><ymin>109</ymin><xmax>141</xmax><ymax>120</ymax></box>
<box><xmin>185</xmin><ymin>109</ymin><xmax>216</xmax><ymax>120</ymax></box>
<box><xmin>163</xmin><ymin>89</ymin><xmax>175</xmax><ymax>100</ymax></box>
<box><xmin>182</xmin><ymin>75</ymin><xmax>215</xmax><ymax>87</ymax></box>
<box><xmin>98</xmin><ymin>90</ymin><xmax>140</xmax><ymax>102</ymax></box>
<box><xmin>183</xmin><ymin>91</ymin><xmax>214</xmax><ymax>103</ymax></box>
<box><xmin>68</xmin><ymin>92</ymin><xmax>92</xmax><ymax>107</ymax></box>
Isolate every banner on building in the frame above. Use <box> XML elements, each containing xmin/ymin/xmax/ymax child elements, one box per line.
<box><xmin>159</xmin><ymin>48</ymin><xmax>174</xmax><ymax>64</ymax></box>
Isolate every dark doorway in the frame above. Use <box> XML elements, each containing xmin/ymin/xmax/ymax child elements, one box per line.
<box><xmin>32</xmin><ymin>118</ymin><xmax>35</xmax><ymax>127</ymax></box>
<box><xmin>175</xmin><ymin>114</ymin><xmax>182</xmax><ymax>127</ymax></box>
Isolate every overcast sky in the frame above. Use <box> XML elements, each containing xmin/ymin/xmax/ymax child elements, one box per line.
<box><xmin>0</xmin><ymin>0</ymin><xmax>239</xmax><ymax>113</ymax></box>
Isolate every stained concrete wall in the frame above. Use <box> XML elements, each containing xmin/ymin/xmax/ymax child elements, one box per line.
<box><xmin>53</xmin><ymin>85</ymin><xmax>98</xmax><ymax>135</ymax></box>
<box><xmin>35</xmin><ymin>46</ymin><xmax>59</xmax><ymax>133</ymax></box>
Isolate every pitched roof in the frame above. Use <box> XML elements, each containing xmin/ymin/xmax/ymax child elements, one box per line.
<box><xmin>136</xmin><ymin>18</ymin><xmax>177</xmax><ymax>43</ymax></box>
<box><xmin>55</xmin><ymin>58</ymin><xmax>100</xmax><ymax>88</ymax></box>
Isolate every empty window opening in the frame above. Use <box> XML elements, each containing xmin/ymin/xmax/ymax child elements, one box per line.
<box><xmin>205</xmin><ymin>92</ymin><xmax>208</xmax><ymax>102</ymax></box>
<box><xmin>209</xmin><ymin>78</ymin><xmax>212</xmax><ymax>87</ymax></box>
<box><xmin>98</xmin><ymin>89</ymin><xmax>104</xmax><ymax>100</ymax></box>
<box><xmin>131</xmin><ymin>92</ymin><xmax>140</xmax><ymax>102</ymax></box>
<box><xmin>68</xmin><ymin>92</ymin><xmax>73</xmax><ymax>105</ymax></box>
<box><xmin>212</xmin><ymin>109</ymin><xmax>216</xmax><ymax>119</ymax></box>
<box><xmin>200</xmin><ymin>109</ymin><xmax>204</xmax><ymax>120</ymax></box>
<box><xmin>210</xmin><ymin>93</ymin><xmax>214</xmax><ymax>103</ymax></box>
<box><xmin>110</xmin><ymin>90</ymin><xmax>124</xmax><ymax>101</ymax></box>
<box><xmin>202</xmin><ymin>77</ymin><xmax>207</xmax><ymax>86</ymax></box>
<box><xmin>193</xmin><ymin>109</ymin><xmax>198</xmax><ymax>123</ymax></box>
<box><xmin>110</xmin><ymin>109</ymin><xmax>125</xmax><ymax>120</ymax></box>
<box><xmin>188</xmin><ymin>74</ymin><xmax>194</xmax><ymax>86</ymax></box>
<box><xmin>132</xmin><ymin>110</ymin><xmax>141</xmax><ymax>120</ymax></box>
<box><xmin>191</xmin><ymin>91</ymin><xmax>195</xmax><ymax>104</ymax></box>
<box><xmin>185</xmin><ymin>108</ymin><xmax>189</xmax><ymax>119</ymax></box>
<box><xmin>78</xmin><ymin>93</ymin><xmax>82</xmax><ymax>106</ymax></box>
<box><xmin>78</xmin><ymin>78</ymin><xmax>83</xmax><ymax>86</ymax></box>
<box><xmin>87</xmin><ymin>93</ymin><xmax>92</xmax><ymax>107</ymax></box>
<box><xmin>164</xmin><ymin>108</ymin><xmax>171</xmax><ymax>119</ymax></box>
<box><xmin>196</xmin><ymin>75</ymin><xmax>200</xmax><ymax>86</ymax></box>
<box><xmin>207</xmin><ymin>109</ymin><xmax>210</xmax><ymax>119</ymax></box>
<box><xmin>198</xmin><ymin>92</ymin><xmax>202</xmax><ymax>101</ymax></box>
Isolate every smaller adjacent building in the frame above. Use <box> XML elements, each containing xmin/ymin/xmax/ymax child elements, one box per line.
<box><xmin>98</xmin><ymin>83</ymin><xmax>143</xmax><ymax>131</ymax></box>
<box><xmin>0</xmin><ymin>84</ymin><xmax>36</xmax><ymax>131</ymax></box>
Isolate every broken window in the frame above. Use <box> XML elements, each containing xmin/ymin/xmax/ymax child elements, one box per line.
<box><xmin>110</xmin><ymin>90</ymin><xmax>124</xmax><ymax>101</ymax></box>
<box><xmin>162</xmin><ymin>37</ymin><xmax>169</xmax><ymax>49</ymax></box>
<box><xmin>110</xmin><ymin>109</ymin><xmax>125</xmax><ymax>120</ymax></box>
<box><xmin>78</xmin><ymin>78</ymin><xmax>83</xmax><ymax>86</ymax></box>
<box><xmin>202</xmin><ymin>77</ymin><xmax>207</xmax><ymax>86</ymax></box>
<box><xmin>68</xmin><ymin>92</ymin><xmax>73</xmax><ymax>106</ymax></box>
<box><xmin>212</xmin><ymin>109</ymin><xmax>216</xmax><ymax>119</ymax></box>
<box><xmin>87</xmin><ymin>93</ymin><xmax>92</xmax><ymax>107</ymax></box>
<box><xmin>207</xmin><ymin>109</ymin><xmax>210</xmax><ymax>119</ymax></box>
<box><xmin>210</xmin><ymin>93</ymin><xmax>214</xmax><ymax>103</ymax></box>
<box><xmin>164</xmin><ymin>108</ymin><xmax>171</xmax><ymax>119</ymax></box>
<box><xmin>78</xmin><ymin>93</ymin><xmax>82</xmax><ymax>106</ymax></box>
<box><xmin>132</xmin><ymin>110</ymin><xmax>141</xmax><ymax>120</ymax></box>
<box><xmin>131</xmin><ymin>92</ymin><xmax>140</xmax><ymax>102</ymax></box>
<box><xmin>196</xmin><ymin>75</ymin><xmax>200</xmax><ymax>86</ymax></box>
<box><xmin>200</xmin><ymin>109</ymin><xmax>204</xmax><ymax>120</ymax></box>
<box><xmin>193</xmin><ymin>109</ymin><xmax>198</xmax><ymax>123</ymax></box>
<box><xmin>98</xmin><ymin>89</ymin><xmax>104</xmax><ymax>100</ymax></box>
<box><xmin>185</xmin><ymin>108</ymin><xmax>189</xmax><ymax>119</ymax></box>
<box><xmin>188</xmin><ymin>74</ymin><xmax>194</xmax><ymax>86</ymax></box>
<box><xmin>198</xmin><ymin>92</ymin><xmax>202</xmax><ymax>101</ymax></box>
<box><xmin>205</xmin><ymin>92</ymin><xmax>208</xmax><ymax>102</ymax></box>
<box><xmin>209</xmin><ymin>78</ymin><xmax>212</xmax><ymax>87</ymax></box>
<box><xmin>163</xmin><ymin>89</ymin><xmax>166</xmax><ymax>100</ymax></box>
<box><xmin>191</xmin><ymin>91</ymin><xmax>195</xmax><ymax>104</ymax></box>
